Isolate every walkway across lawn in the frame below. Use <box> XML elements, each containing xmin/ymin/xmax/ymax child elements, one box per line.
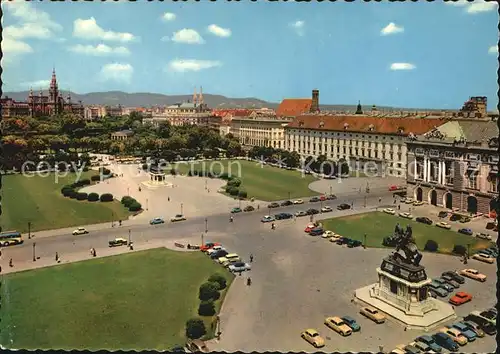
<box><xmin>174</xmin><ymin>160</ymin><xmax>319</xmax><ymax>201</ymax></box>
<box><xmin>0</xmin><ymin>248</ymin><xmax>234</xmax><ymax>350</ymax></box>
<box><xmin>1</xmin><ymin>172</ymin><xmax>130</xmax><ymax>233</ymax></box>
<box><xmin>322</xmin><ymin>212</ymin><xmax>494</xmax><ymax>254</ymax></box>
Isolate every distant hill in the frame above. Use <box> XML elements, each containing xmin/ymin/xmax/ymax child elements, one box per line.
<box><xmin>2</xmin><ymin>90</ymin><xmax>427</xmax><ymax>112</ymax></box>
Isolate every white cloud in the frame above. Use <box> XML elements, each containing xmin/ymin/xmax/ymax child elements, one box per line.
<box><xmin>488</xmin><ymin>45</ymin><xmax>498</xmax><ymax>54</ymax></box>
<box><xmin>162</xmin><ymin>12</ymin><xmax>176</xmax><ymax>21</ymax></box>
<box><xmin>390</xmin><ymin>63</ymin><xmax>416</xmax><ymax>71</ymax></box>
<box><xmin>207</xmin><ymin>24</ymin><xmax>232</xmax><ymax>38</ymax></box>
<box><xmin>68</xmin><ymin>44</ymin><xmax>130</xmax><ymax>56</ymax></box>
<box><xmin>21</xmin><ymin>80</ymin><xmax>50</xmax><ymax>89</ymax></box>
<box><xmin>289</xmin><ymin>20</ymin><xmax>305</xmax><ymax>36</ymax></box>
<box><xmin>99</xmin><ymin>63</ymin><xmax>134</xmax><ymax>82</ymax></box>
<box><xmin>1</xmin><ymin>37</ymin><xmax>33</xmax><ymax>55</ymax></box>
<box><xmin>170</xmin><ymin>29</ymin><xmax>205</xmax><ymax>44</ymax></box>
<box><xmin>167</xmin><ymin>59</ymin><xmax>222</xmax><ymax>72</ymax></box>
<box><xmin>73</xmin><ymin>17</ymin><xmax>138</xmax><ymax>42</ymax></box>
<box><xmin>445</xmin><ymin>0</ymin><xmax>498</xmax><ymax>14</ymax></box>
<box><xmin>380</xmin><ymin>22</ymin><xmax>404</xmax><ymax>36</ymax></box>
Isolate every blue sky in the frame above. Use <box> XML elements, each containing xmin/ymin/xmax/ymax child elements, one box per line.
<box><xmin>1</xmin><ymin>0</ymin><xmax>498</xmax><ymax>109</ymax></box>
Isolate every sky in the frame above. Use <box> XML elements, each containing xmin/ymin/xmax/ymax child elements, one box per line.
<box><xmin>1</xmin><ymin>0</ymin><xmax>499</xmax><ymax>109</ymax></box>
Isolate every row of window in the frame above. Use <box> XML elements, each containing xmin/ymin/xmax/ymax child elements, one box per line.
<box><xmin>287</xmin><ymin>130</ymin><xmax>404</xmax><ymax>141</ymax></box>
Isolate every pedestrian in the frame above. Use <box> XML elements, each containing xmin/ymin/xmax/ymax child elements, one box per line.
<box><xmin>90</xmin><ymin>248</ymin><xmax>93</xmax><ymax>256</ymax></box>
<box><xmin>55</xmin><ymin>252</ymin><xmax>59</xmax><ymax>262</ymax></box>
<box><xmin>379</xmin><ymin>197</ymin><xmax>382</xmax><ymax>203</ymax></box>
<box><xmin>398</xmin><ymin>204</ymin><xmax>401</xmax><ymax>210</ymax></box>
<box><xmin>208</xmin><ymin>189</ymin><xmax>210</xmax><ymax>193</ymax></box>
<box><xmin>168</xmin><ymin>196</ymin><xmax>170</xmax><ymax>202</ymax></box>
<box><xmin>257</xmin><ymin>204</ymin><xmax>260</xmax><ymax>210</ymax></box>
<box><xmin>9</xmin><ymin>258</ymin><xmax>13</xmax><ymax>267</ymax></box>
<box><xmin>93</xmin><ymin>249</ymin><xmax>97</xmax><ymax>257</ymax></box>
<box><xmin>250</xmin><ymin>254</ymin><xmax>253</xmax><ymax>263</ymax></box>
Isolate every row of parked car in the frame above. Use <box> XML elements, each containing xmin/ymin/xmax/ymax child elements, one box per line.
<box><xmin>302</xmin><ymin>223</ymin><xmax>363</xmax><ymax>247</ymax></box>
<box><xmin>390</xmin><ymin>307</ymin><xmax>497</xmax><ymax>353</ymax></box>
<box><xmin>199</xmin><ymin>242</ymin><xmax>251</xmax><ymax>273</ymax></box>
<box><xmin>266</xmin><ymin>195</ymin><xmax>338</xmax><ymax>209</ymax></box>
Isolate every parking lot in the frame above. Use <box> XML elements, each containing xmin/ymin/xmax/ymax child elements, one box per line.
<box><xmin>204</xmin><ymin>215</ymin><xmax>497</xmax><ymax>353</ymax></box>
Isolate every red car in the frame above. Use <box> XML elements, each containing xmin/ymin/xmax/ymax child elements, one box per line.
<box><xmin>389</xmin><ymin>185</ymin><xmax>398</xmax><ymax>191</ymax></box>
<box><xmin>200</xmin><ymin>242</ymin><xmax>221</xmax><ymax>252</ymax></box>
<box><xmin>304</xmin><ymin>223</ymin><xmax>318</xmax><ymax>233</ymax></box>
<box><xmin>449</xmin><ymin>291</ymin><xmax>472</xmax><ymax>306</ymax></box>
<box><xmin>320</xmin><ymin>195</ymin><xmax>326</xmax><ymax>201</ymax></box>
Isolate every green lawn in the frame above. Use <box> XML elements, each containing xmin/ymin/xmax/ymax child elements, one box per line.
<box><xmin>0</xmin><ymin>248</ymin><xmax>234</xmax><ymax>350</ymax></box>
<box><xmin>174</xmin><ymin>160</ymin><xmax>319</xmax><ymax>201</ymax></box>
<box><xmin>1</xmin><ymin>172</ymin><xmax>131</xmax><ymax>233</ymax></box>
<box><xmin>321</xmin><ymin>212</ymin><xmax>494</xmax><ymax>254</ymax></box>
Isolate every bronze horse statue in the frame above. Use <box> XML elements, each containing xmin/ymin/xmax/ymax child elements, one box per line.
<box><xmin>392</xmin><ymin>224</ymin><xmax>423</xmax><ymax>266</ymax></box>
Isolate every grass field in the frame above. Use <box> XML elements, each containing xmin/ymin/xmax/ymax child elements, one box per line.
<box><xmin>0</xmin><ymin>248</ymin><xmax>234</xmax><ymax>350</ymax></box>
<box><xmin>174</xmin><ymin>160</ymin><xmax>318</xmax><ymax>201</ymax></box>
<box><xmin>1</xmin><ymin>172</ymin><xmax>131</xmax><ymax>233</ymax></box>
<box><xmin>322</xmin><ymin>212</ymin><xmax>494</xmax><ymax>254</ymax></box>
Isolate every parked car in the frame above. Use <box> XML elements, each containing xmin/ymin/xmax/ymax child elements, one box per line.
<box><xmin>206</xmin><ymin>245</ymin><xmax>224</xmax><ymax>255</ymax></box>
<box><xmin>431</xmin><ymin>332</ymin><xmax>459</xmax><ymax>352</ymax></box>
<box><xmin>309</xmin><ymin>228</ymin><xmax>324</xmax><ymax>236</ymax></box>
<box><xmin>304</xmin><ymin>223</ymin><xmax>319</xmax><ymax>232</ymax></box>
<box><xmin>231</xmin><ymin>207</ymin><xmax>242</xmax><ymax>213</ymax></box>
<box><xmin>295</xmin><ymin>210</ymin><xmax>307</xmax><ymax>217</ymax></box>
<box><xmin>449</xmin><ymin>292</ymin><xmax>472</xmax><ymax>306</ymax></box>
<box><xmin>477</xmin><ymin>310</ymin><xmax>497</xmax><ymax>325</ymax></box>
<box><xmin>449</xmin><ymin>214</ymin><xmax>462</xmax><ymax>221</ymax></box>
<box><xmin>449</xmin><ymin>323</ymin><xmax>476</xmax><ymax>342</ymax></box>
<box><xmin>340</xmin><ymin>316</ymin><xmax>360</xmax><ymax>332</ymax></box>
<box><xmin>321</xmin><ymin>230</ymin><xmax>336</xmax><ymax>239</ymax></box>
<box><xmin>149</xmin><ymin>217</ymin><xmax>165</xmax><ymax>225</ymax></box>
<box><xmin>398</xmin><ymin>212</ymin><xmax>413</xmax><ymax>219</ymax></box>
<box><xmin>337</xmin><ymin>203</ymin><xmax>351</xmax><ymax>210</ymax></box>
<box><xmin>324</xmin><ymin>316</ymin><xmax>352</xmax><ymax>336</ymax></box>
<box><xmin>402</xmin><ymin>344</ymin><xmax>421</xmax><ymax>354</ymax></box>
<box><xmin>433</xmin><ymin>278</ymin><xmax>454</xmax><ymax>292</ymax></box>
<box><xmin>293</xmin><ymin>199</ymin><xmax>304</xmax><ymax>204</ymax></box>
<box><xmin>475</xmin><ymin>232</ymin><xmax>492</xmax><ymax>240</ymax></box>
<box><xmin>280</xmin><ymin>200</ymin><xmax>293</xmax><ymax>207</ymax></box>
<box><xmin>326</xmin><ymin>194</ymin><xmax>337</xmax><ymax>200</ymax></box>
<box><xmin>464</xmin><ymin>314</ymin><xmax>497</xmax><ymax>335</ymax></box>
<box><xmin>347</xmin><ymin>239</ymin><xmax>362</xmax><ymax>248</ymax></box>
<box><xmin>171</xmin><ymin>214</ymin><xmax>186</xmax><ymax>222</ymax></box>
<box><xmin>428</xmin><ymin>289</ymin><xmax>438</xmax><ymax>298</ymax></box>
<box><xmin>441</xmin><ymin>271</ymin><xmax>465</xmax><ymax>284</ymax></box>
<box><xmin>261</xmin><ymin>215</ymin><xmax>275</xmax><ymax>223</ymax></box>
<box><xmin>459</xmin><ymin>216</ymin><xmax>471</xmax><ymax>223</ymax></box>
<box><xmin>267</xmin><ymin>202</ymin><xmax>280</xmax><ymax>208</ymax></box>
<box><xmin>438</xmin><ymin>211</ymin><xmax>448</xmax><ymax>218</ymax></box>
<box><xmin>383</xmin><ymin>208</ymin><xmax>396</xmax><ymax>215</ymax></box>
<box><xmin>472</xmin><ymin>253</ymin><xmax>495</xmax><ymax>264</ymax></box>
<box><xmin>415</xmin><ymin>335</ymin><xmax>442</xmax><ymax>353</ymax></box>
<box><xmin>243</xmin><ymin>205</ymin><xmax>255</xmax><ymax>212</ymax></box>
<box><xmin>319</xmin><ymin>195</ymin><xmax>327</xmax><ymax>201</ymax></box>
<box><xmin>442</xmin><ymin>278</ymin><xmax>460</xmax><ymax>289</ymax></box>
<box><xmin>275</xmin><ymin>212</ymin><xmax>293</xmax><ymax>220</ymax></box>
<box><xmin>336</xmin><ymin>237</ymin><xmax>350</xmax><ymax>245</ymax></box>
<box><xmin>108</xmin><ymin>238</ymin><xmax>128</xmax><ymax>247</ymax></box>
<box><xmin>427</xmin><ymin>282</ymin><xmax>449</xmax><ymax>297</ymax></box>
<box><xmin>461</xmin><ymin>320</ymin><xmax>485</xmax><ymax>337</ymax></box>
<box><xmin>415</xmin><ymin>217</ymin><xmax>432</xmax><ymax>225</ymax></box>
<box><xmin>72</xmin><ymin>227</ymin><xmax>89</xmax><ymax>235</ymax></box>
<box><xmin>306</xmin><ymin>208</ymin><xmax>319</xmax><ymax>215</ymax></box>
<box><xmin>329</xmin><ymin>234</ymin><xmax>343</xmax><ymax>243</ymax></box>
<box><xmin>210</xmin><ymin>249</ymin><xmax>228</xmax><ymax>259</ymax></box>
<box><xmin>309</xmin><ymin>197</ymin><xmax>320</xmax><ymax>203</ymax></box>
<box><xmin>458</xmin><ymin>228</ymin><xmax>473</xmax><ymax>235</ymax></box>
<box><xmin>359</xmin><ymin>306</ymin><xmax>385</xmax><ymax>323</ymax></box>
<box><xmin>436</xmin><ymin>221</ymin><xmax>451</xmax><ymax>229</ymax></box>
<box><xmin>459</xmin><ymin>268</ymin><xmax>486</xmax><ymax>282</ymax></box>
<box><xmin>413</xmin><ymin>201</ymin><xmax>424</xmax><ymax>206</ymax></box>
<box><xmin>300</xmin><ymin>329</ymin><xmax>325</xmax><ymax>348</ymax></box>
<box><xmin>321</xmin><ymin>206</ymin><xmax>333</xmax><ymax>213</ymax></box>
<box><xmin>200</xmin><ymin>242</ymin><xmax>221</xmax><ymax>252</ymax></box>
<box><xmin>228</xmin><ymin>261</ymin><xmax>251</xmax><ymax>273</ymax></box>
<box><xmin>186</xmin><ymin>339</ymin><xmax>209</xmax><ymax>353</ymax></box>
<box><xmin>438</xmin><ymin>327</ymin><xmax>467</xmax><ymax>346</ymax></box>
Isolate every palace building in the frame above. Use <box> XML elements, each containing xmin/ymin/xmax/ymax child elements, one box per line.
<box><xmin>1</xmin><ymin>69</ymin><xmax>84</xmax><ymax>118</ymax></box>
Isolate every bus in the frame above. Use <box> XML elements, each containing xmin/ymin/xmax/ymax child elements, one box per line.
<box><xmin>0</xmin><ymin>231</ymin><xmax>24</xmax><ymax>247</ymax></box>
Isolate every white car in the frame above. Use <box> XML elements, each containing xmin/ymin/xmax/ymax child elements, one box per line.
<box><xmin>293</xmin><ymin>199</ymin><xmax>304</xmax><ymax>205</ymax></box>
<box><xmin>404</xmin><ymin>198</ymin><xmax>414</xmax><ymax>204</ymax></box>
<box><xmin>321</xmin><ymin>206</ymin><xmax>332</xmax><ymax>213</ymax></box>
<box><xmin>476</xmin><ymin>233</ymin><xmax>492</xmax><ymax>240</ymax></box>
<box><xmin>207</xmin><ymin>246</ymin><xmax>224</xmax><ymax>255</ymax></box>
<box><xmin>72</xmin><ymin>227</ymin><xmax>89</xmax><ymax>235</ymax></box>
<box><xmin>436</xmin><ymin>221</ymin><xmax>451</xmax><ymax>229</ymax></box>
<box><xmin>171</xmin><ymin>214</ymin><xmax>186</xmax><ymax>222</ymax></box>
<box><xmin>398</xmin><ymin>212</ymin><xmax>413</xmax><ymax>219</ymax></box>
<box><xmin>322</xmin><ymin>230</ymin><xmax>336</xmax><ymax>239</ymax></box>
<box><xmin>228</xmin><ymin>262</ymin><xmax>251</xmax><ymax>273</ymax></box>
<box><xmin>383</xmin><ymin>208</ymin><xmax>396</xmax><ymax>215</ymax></box>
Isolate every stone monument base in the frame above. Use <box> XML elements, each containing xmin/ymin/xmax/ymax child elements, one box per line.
<box><xmin>354</xmin><ymin>284</ymin><xmax>456</xmax><ymax>331</ymax></box>
<box><xmin>141</xmin><ymin>180</ymin><xmax>173</xmax><ymax>189</ymax></box>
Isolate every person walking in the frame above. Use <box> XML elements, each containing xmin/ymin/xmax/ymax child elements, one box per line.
<box><xmin>168</xmin><ymin>196</ymin><xmax>170</xmax><ymax>202</ymax></box>
<box><xmin>9</xmin><ymin>258</ymin><xmax>13</xmax><ymax>267</ymax></box>
<box><xmin>250</xmin><ymin>254</ymin><xmax>254</xmax><ymax>263</ymax></box>
<box><xmin>55</xmin><ymin>252</ymin><xmax>59</xmax><ymax>262</ymax></box>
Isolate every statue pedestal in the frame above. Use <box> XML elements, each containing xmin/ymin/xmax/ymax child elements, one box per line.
<box><xmin>354</xmin><ymin>256</ymin><xmax>456</xmax><ymax>331</ymax></box>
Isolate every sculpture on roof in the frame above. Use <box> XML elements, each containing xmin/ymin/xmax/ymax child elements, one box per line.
<box><xmin>389</xmin><ymin>223</ymin><xmax>423</xmax><ymax>266</ymax></box>
<box><xmin>423</xmin><ymin>127</ymin><xmax>446</xmax><ymax>140</ymax></box>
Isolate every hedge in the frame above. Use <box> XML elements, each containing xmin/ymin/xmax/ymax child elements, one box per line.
<box><xmin>452</xmin><ymin>244</ymin><xmax>467</xmax><ymax>256</ymax></box>
<box><xmin>198</xmin><ymin>300</ymin><xmax>216</xmax><ymax>316</ymax></box>
<box><xmin>198</xmin><ymin>281</ymin><xmax>220</xmax><ymax>301</ymax></box>
<box><xmin>90</xmin><ymin>175</ymin><xmax>101</xmax><ymax>182</ymax></box>
<box><xmin>128</xmin><ymin>202</ymin><xmax>142</xmax><ymax>212</ymax></box>
<box><xmin>238</xmin><ymin>190</ymin><xmax>247</xmax><ymax>199</ymax></box>
<box><xmin>228</xmin><ymin>187</ymin><xmax>239</xmax><ymax>196</ymax></box>
<box><xmin>87</xmin><ymin>193</ymin><xmax>99</xmax><ymax>202</ymax></box>
<box><xmin>121</xmin><ymin>196</ymin><xmax>135</xmax><ymax>207</ymax></box>
<box><xmin>227</xmin><ymin>178</ymin><xmax>241</xmax><ymax>187</ymax></box>
<box><xmin>185</xmin><ymin>318</ymin><xmax>206</xmax><ymax>340</ymax></box>
<box><xmin>208</xmin><ymin>273</ymin><xmax>227</xmax><ymax>290</ymax></box>
<box><xmin>100</xmin><ymin>193</ymin><xmax>114</xmax><ymax>202</ymax></box>
<box><xmin>424</xmin><ymin>240</ymin><xmax>439</xmax><ymax>252</ymax></box>
<box><xmin>76</xmin><ymin>192</ymin><xmax>88</xmax><ymax>201</ymax></box>
<box><xmin>68</xmin><ymin>190</ymin><xmax>78</xmax><ymax>199</ymax></box>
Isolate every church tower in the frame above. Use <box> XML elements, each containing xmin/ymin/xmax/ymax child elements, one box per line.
<box><xmin>355</xmin><ymin>100</ymin><xmax>363</xmax><ymax>115</ymax></box>
<box><xmin>193</xmin><ymin>87</ymin><xmax>198</xmax><ymax>106</ymax></box>
<box><xmin>199</xmin><ymin>86</ymin><xmax>204</xmax><ymax>105</ymax></box>
<box><xmin>49</xmin><ymin>68</ymin><xmax>60</xmax><ymax>114</ymax></box>
<box><xmin>310</xmin><ymin>89</ymin><xmax>320</xmax><ymax>113</ymax></box>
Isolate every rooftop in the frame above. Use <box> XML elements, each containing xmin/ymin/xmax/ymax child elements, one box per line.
<box><xmin>276</xmin><ymin>98</ymin><xmax>312</xmax><ymax>117</ymax></box>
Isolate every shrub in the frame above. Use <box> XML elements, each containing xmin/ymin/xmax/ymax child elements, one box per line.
<box><xmin>100</xmin><ymin>193</ymin><xmax>114</xmax><ymax>202</ymax></box>
<box><xmin>99</xmin><ymin>167</ymin><xmax>111</xmax><ymax>177</ymax></box>
<box><xmin>121</xmin><ymin>196</ymin><xmax>135</xmax><ymax>206</ymax></box>
<box><xmin>128</xmin><ymin>202</ymin><xmax>142</xmax><ymax>212</ymax></box>
<box><xmin>170</xmin><ymin>168</ymin><xmax>177</xmax><ymax>175</ymax></box>
<box><xmin>198</xmin><ymin>281</ymin><xmax>220</xmax><ymax>301</ymax></box>
<box><xmin>208</xmin><ymin>273</ymin><xmax>227</xmax><ymax>290</ymax></box>
<box><xmin>424</xmin><ymin>240</ymin><xmax>439</xmax><ymax>252</ymax></box>
<box><xmin>142</xmin><ymin>163</ymin><xmax>148</xmax><ymax>171</ymax></box>
<box><xmin>227</xmin><ymin>178</ymin><xmax>241</xmax><ymax>187</ymax></box>
<box><xmin>83</xmin><ymin>166</ymin><xmax>89</xmax><ymax>172</ymax></box>
<box><xmin>220</xmin><ymin>172</ymin><xmax>229</xmax><ymax>180</ymax></box>
<box><xmin>90</xmin><ymin>175</ymin><xmax>101</xmax><ymax>182</ymax></box>
<box><xmin>62</xmin><ymin>188</ymin><xmax>74</xmax><ymax>197</ymax></box>
<box><xmin>198</xmin><ymin>300</ymin><xmax>216</xmax><ymax>316</ymax></box>
<box><xmin>452</xmin><ymin>244</ymin><xmax>467</xmax><ymax>256</ymax></box>
<box><xmin>87</xmin><ymin>193</ymin><xmax>99</xmax><ymax>202</ymax></box>
<box><xmin>187</xmin><ymin>170</ymin><xmax>193</xmax><ymax>176</ymax></box>
<box><xmin>238</xmin><ymin>190</ymin><xmax>247</xmax><ymax>199</ymax></box>
<box><xmin>68</xmin><ymin>190</ymin><xmax>78</xmax><ymax>199</ymax></box>
<box><xmin>80</xmin><ymin>179</ymin><xmax>91</xmax><ymax>186</ymax></box>
<box><xmin>76</xmin><ymin>192</ymin><xmax>88</xmax><ymax>201</ymax></box>
<box><xmin>185</xmin><ymin>318</ymin><xmax>206</xmax><ymax>340</ymax></box>
<box><xmin>228</xmin><ymin>187</ymin><xmax>239</xmax><ymax>196</ymax></box>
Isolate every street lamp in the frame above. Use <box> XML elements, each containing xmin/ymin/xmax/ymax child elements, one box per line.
<box><xmin>181</xmin><ymin>203</ymin><xmax>184</xmax><ymax>215</ymax></box>
<box><xmin>467</xmin><ymin>243</ymin><xmax>471</xmax><ymax>259</ymax></box>
<box><xmin>205</xmin><ymin>218</ymin><xmax>208</xmax><ymax>234</ymax></box>
<box><xmin>363</xmin><ymin>234</ymin><xmax>367</xmax><ymax>249</ymax></box>
<box><xmin>127</xmin><ymin>187</ymin><xmax>130</xmax><ymax>196</ymax></box>
<box><xmin>32</xmin><ymin>242</ymin><xmax>36</xmax><ymax>262</ymax></box>
<box><xmin>329</xmin><ymin>186</ymin><xmax>332</xmax><ymax>196</ymax></box>
<box><xmin>28</xmin><ymin>221</ymin><xmax>31</xmax><ymax>239</ymax></box>
<box><xmin>146</xmin><ymin>198</ymin><xmax>149</xmax><ymax>211</ymax></box>
<box><xmin>128</xmin><ymin>229</ymin><xmax>131</xmax><ymax>244</ymax></box>
<box><xmin>111</xmin><ymin>212</ymin><xmax>114</xmax><ymax>227</ymax></box>
<box><xmin>364</xmin><ymin>195</ymin><xmax>367</xmax><ymax>208</ymax></box>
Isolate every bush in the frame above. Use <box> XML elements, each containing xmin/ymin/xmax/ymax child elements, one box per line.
<box><xmin>121</xmin><ymin>196</ymin><xmax>135</xmax><ymax>207</ymax></box>
<box><xmin>228</xmin><ymin>187</ymin><xmax>239</xmax><ymax>196</ymax></box>
<box><xmin>62</xmin><ymin>188</ymin><xmax>74</xmax><ymax>197</ymax></box>
<box><xmin>187</xmin><ymin>170</ymin><xmax>193</xmax><ymax>176</ymax></box>
<box><xmin>198</xmin><ymin>300</ymin><xmax>216</xmax><ymax>316</ymax></box>
<box><xmin>128</xmin><ymin>202</ymin><xmax>142</xmax><ymax>212</ymax></box>
<box><xmin>238</xmin><ymin>190</ymin><xmax>247</xmax><ymax>199</ymax></box>
<box><xmin>424</xmin><ymin>240</ymin><xmax>439</xmax><ymax>252</ymax></box>
<box><xmin>68</xmin><ymin>190</ymin><xmax>78</xmax><ymax>199</ymax></box>
<box><xmin>90</xmin><ymin>175</ymin><xmax>101</xmax><ymax>182</ymax></box>
<box><xmin>185</xmin><ymin>318</ymin><xmax>206</xmax><ymax>340</ymax></box>
<box><xmin>208</xmin><ymin>273</ymin><xmax>227</xmax><ymax>290</ymax></box>
<box><xmin>76</xmin><ymin>192</ymin><xmax>88</xmax><ymax>201</ymax></box>
<box><xmin>170</xmin><ymin>168</ymin><xmax>177</xmax><ymax>176</ymax></box>
<box><xmin>87</xmin><ymin>193</ymin><xmax>99</xmax><ymax>202</ymax></box>
<box><xmin>142</xmin><ymin>163</ymin><xmax>148</xmax><ymax>171</ymax></box>
<box><xmin>100</xmin><ymin>193</ymin><xmax>114</xmax><ymax>202</ymax></box>
<box><xmin>452</xmin><ymin>244</ymin><xmax>467</xmax><ymax>256</ymax></box>
<box><xmin>220</xmin><ymin>172</ymin><xmax>229</xmax><ymax>180</ymax></box>
<box><xmin>99</xmin><ymin>167</ymin><xmax>111</xmax><ymax>176</ymax></box>
<box><xmin>198</xmin><ymin>281</ymin><xmax>220</xmax><ymax>301</ymax></box>
<box><xmin>227</xmin><ymin>178</ymin><xmax>241</xmax><ymax>187</ymax></box>
<box><xmin>80</xmin><ymin>179</ymin><xmax>91</xmax><ymax>186</ymax></box>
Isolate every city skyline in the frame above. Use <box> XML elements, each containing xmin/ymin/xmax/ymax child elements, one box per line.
<box><xmin>1</xmin><ymin>0</ymin><xmax>499</xmax><ymax>109</ymax></box>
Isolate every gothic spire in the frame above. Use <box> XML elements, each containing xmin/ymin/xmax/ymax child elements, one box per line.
<box><xmin>199</xmin><ymin>86</ymin><xmax>204</xmax><ymax>105</ymax></box>
<box><xmin>193</xmin><ymin>87</ymin><xmax>198</xmax><ymax>105</ymax></box>
<box><xmin>355</xmin><ymin>100</ymin><xmax>363</xmax><ymax>115</ymax></box>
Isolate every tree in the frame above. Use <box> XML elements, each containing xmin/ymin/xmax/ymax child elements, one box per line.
<box><xmin>424</xmin><ymin>240</ymin><xmax>438</xmax><ymax>252</ymax></box>
<box><xmin>199</xmin><ymin>281</ymin><xmax>220</xmax><ymax>301</ymax></box>
<box><xmin>157</xmin><ymin>121</ymin><xmax>172</xmax><ymax>139</ymax></box>
<box><xmin>208</xmin><ymin>273</ymin><xmax>227</xmax><ymax>290</ymax></box>
<box><xmin>185</xmin><ymin>318</ymin><xmax>206</xmax><ymax>339</ymax></box>
<box><xmin>198</xmin><ymin>300</ymin><xmax>216</xmax><ymax>316</ymax></box>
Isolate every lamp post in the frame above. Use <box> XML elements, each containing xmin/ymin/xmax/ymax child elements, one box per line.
<box><xmin>111</xmin><ymin>212</ymin><xmax>114</xmax><ymax>227</ymax></box>
<box><xmin>205</xmin><ymin>179</ymin><xmax>207</xmax><ymax>190</ymax></box>
<box><xmin>128</xmin><ymin>229</ymin><xmax>131</xmax><ymax>245</ymax></box>
<box><xmin>363</xmin><ymin>234</ymin><xmax>367</xmax><ymax>249</ymax></box>
<box><xmin>364</xmin><ymin>195</ymin><xmax>367</xmax><ymax>208</ymax></box>
<box><xmin>146</xmin><ymin>198</ymin><xmax>148</xmax><ymax>211</ymax></box>
<box><xmin>467</xmin><ymin>243</ymin><xmax>471</xmax><ymax>259</ymax></box>
<box><xmin>32</xmin><ymin>242</ymin><xmax>36</xmax><ymax>262</ymax></box>
<box><xmin>181</xmin><ymin>203</ymin><xmax>183</xmax><ymax>215</ymax></box>
<box><xmin>238</xmin><ymin>198</ymin><xmax>241</xmax><ymax>209</ymax></box>
<box><xmin>127</xmin><ymin>187</ymin><xmax>130</xmax><ymax>196</ymax></box>
<box><xmin>329</xmin><ymin>186</ymin><xmax>332</xmax><ymax>196</ymax></box>
<box><xmin>28</xmin><ymin>221</ymin><xmax>31</xmax><ymax>239</ymax></box>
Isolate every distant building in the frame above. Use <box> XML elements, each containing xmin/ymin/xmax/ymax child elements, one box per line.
<box><xmin>104</xmin><ymin>105</ymin><xmax>123</xmax><ymax>117</ymax></box>
<box><xmin>84</xmin><ymin>105</ymin><xmax>106</xmax><ymax>121</ymax></box>
<box><xmin>1</xmin><ymin>69</ymin><xmax>84</xmax><ymax>118</ymax></box>
<box><xmin>276</xmin><ymin>89</ymin><xmax>319</xmax><ymax>118</ymax></box>
<box><xmin>219</xmin><ymin>122</ymin><xmax>231</xmax><ymax>137</ymax></box>
<box><xmin>406</xmin><ymin>119</ymin><xmax>498</xmax><ymax>216</ymax></box>
<box><xmin>231</xmin><ymin>112</ymin><xmax>293</xmax><ymax>149</ymax></box>
<box><xmin>111</xmin><ymin>129</ymin><xmax>134</xmax><ymax>141</ymax></box>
